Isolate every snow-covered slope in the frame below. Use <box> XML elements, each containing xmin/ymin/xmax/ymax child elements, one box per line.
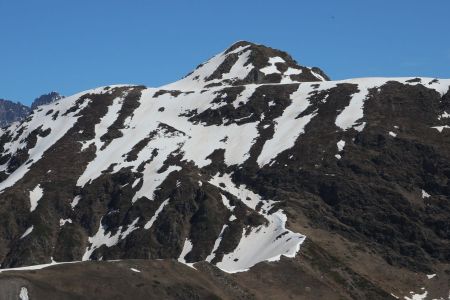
<box><xmin>0</xmin><ymin>41</ymin><xmax>449</xmax><ymax>285</ymax></box>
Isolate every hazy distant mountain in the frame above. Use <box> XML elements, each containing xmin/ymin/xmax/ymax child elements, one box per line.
<box><xmin>0</xmin><ymin>41</ymin><xmax>449</xmax><ymax>299</ymax></box>
<box><xmin>0</xmin><ymin>92</ymin><xmax>64</xmax><ymax>127</ymax></box>
<box><xmin>31</xmin><ymin>92</ymin><xmax>64</xmax><ymax>110</ymax></box>
<box><xmin>0</xmin><ymin>99</ymin><xmax>31</xmax><ymax>127</ymax></box>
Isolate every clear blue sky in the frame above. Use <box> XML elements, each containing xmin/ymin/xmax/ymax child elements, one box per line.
<box><xmin>1</xmin><ymin>0</ymin><xmax>449</xmax><ymax>105</ymax></box>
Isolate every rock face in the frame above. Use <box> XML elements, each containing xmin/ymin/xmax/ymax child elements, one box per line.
<box><xmin>30</xmin><ymin>92</ymin><xmax>64</xmax><ymax>110</ymax></box>
<box><xmin>0</xmin><ymin>92</ymin><xmax>64</xmax><ymax>128</ymax></box>
<box><xmin>0</xmin><ymin>41</ymin><xmax>449</xmax><ymax>299</ymax></box>
<box><xmin>0</xmin><ymin>100</ymin><xmax>30</xmax><ymax>128</ymax></box>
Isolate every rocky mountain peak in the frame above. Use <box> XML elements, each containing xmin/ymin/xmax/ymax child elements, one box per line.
<box><xmin>31</xmin><ymin>92</ymin><xmax>64</xmax><ymax>110</ymax></box>
<box><xmin>0</xmin><ymin>99</ymin><xmax>31</xmax><ymax>128</ymax></box>
<box><xmin>162</xmin><ymin>41</ymin><xmax>329</xmax><ymax>90</ymax></box>
<box><xmin>0</xmin><ymin>92</ymin><xmax>65</xmax><ymax>128</ymax></box>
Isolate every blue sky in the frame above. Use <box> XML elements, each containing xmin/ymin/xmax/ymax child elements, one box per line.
<box><xmin>1</xmin><ymin>0</ymin><xmax>449</xmax><ymax>105</ymax></box>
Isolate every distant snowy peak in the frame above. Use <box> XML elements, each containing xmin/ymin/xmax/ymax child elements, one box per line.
<box><xmin>162</xmin><ymin>41</ymin><xmax>329</xmax><ymax>90</ymax></box>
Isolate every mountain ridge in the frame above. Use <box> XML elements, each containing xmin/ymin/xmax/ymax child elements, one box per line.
<box><xmin>0</xmin><ymin>41</ymin><xmax>449</xmax><ymax>299</ymax></box>
<box><xmin>0</xmin><ymin>99</ymin><xmax>30</xmax><ymax>128</ymax></box>
<box><xmin>0</xmin><ymin>92</ymin><xmax>64</xmax><ymax>128</ymax></box>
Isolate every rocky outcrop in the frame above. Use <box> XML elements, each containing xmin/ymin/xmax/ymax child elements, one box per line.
<box><xmin>0</xmin><ymin>92</ymin><xmax>64</xmax><ymax>128</ymax></box>
<box><xmin>0</xmin><ymin>99</ymin><xmax>30</xmax><ymax>128</ymax></box>
<box><xmin>30</xmin><ymin>92</ymin><xmax>64</xmax><ymax>110</ymax></box>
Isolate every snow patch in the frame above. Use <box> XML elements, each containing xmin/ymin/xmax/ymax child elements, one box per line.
<box><xmin>144</xmin><ymin>198</ymin><xmax>170</xmax><ymax>229</ymax></box>
<box><xmin>337</xmin><ymin>140</ymin><xmax>346</xmax><ymax>152</ymax></box>
<box><xmin>404</xmin><ymin>290</ymin><xmax>427</xmax><ymax>300</ymax></box>
<box><xmin>432</xmin><ymin>125</ymin><xmax>450</xmax><ymax>132</ymax></box>
<box><xmin>118</xmin><ymin>217</ymin><xmax>140</xmax><ymax>241</ymax></box>
<box><xmin>20</xmin><ymin>226</ymin><xmax>34</xmax><ymax>239</ymax></box>
<box><xmin>178</xmin><ymin>238</ymin><xmax>196</xmax><ymax>269</ymax></box>
<box><xmin>132</xmin><ymin>166</ymin><xmax>181</xmax><ymax>203</ymax></box>
<box><xmin>438</xmin><ymin>111</ymin><xmax>450</xmax><ymax>120</ymax></box>
<box><xmin>29</xmin><ymin>184</ymin><xmax>43</xmax><ymax>212</ymax></box>
<box><xmin>257</xmin><ymin>83</ymin><xmax>316</xmax><ymax>167</ymax></box>
<box><xmin>59</xmin><ymin>218</ymin><xmax>72</xmax><ymax>227</ymax></box>
<box><xmin>82</xmin><ymin>217</ymin><xmax>140</xmax><ymax>261</ymax></box>
<box><xmin>260</xmin><ymin>57</ymin><xmax>285</xmax><ymax>75</ymax></box>
<box><xmin>209</xmin><ymin>173</ymin><xmax>305</xmax><ymax>273</ymax></box>
<box><xmin>232</xmin><ymin>84</ymin><xmax>257</xmax><ymax>109</ymax></box>
<box><xmin>80</xmin><ymin>96</ymin><xmax>124</xmax><ymax>151</ymax></box>
<box><xmin>221</xmin><ymin>194</ymin><xmax>235</xmax><ymax>211</ymax></box>
<box><xmin>0</xmin><ymin>260</ymin><xmax>80</xmax><ymax>273</ymax></box>
<box><xmin>335</xmin><ymin>81</ymin><xmax>372</xmax><ymax>131</ymax></box>
<box><xmin>19</xmin><ymin>287</ymin><xmax>29</xmax><ymax>300</ymax></box>
<box><xmin>205</xmin><ymin>225</ymin><xmax>228</xmax><ymax>263</ymax></box>
<box><xmin>284</xmin><ymin>67</ymin><xmax>303</xmax><ymax>76</ymax></box>
<box><xmin>71</xmin><ymin>195</ymin><xmax>81</xmax><ymax>209</ymax></box>
<box><xmin>310</xmin><ymin>68</ymin><xmax>326</xmax><ymax>81</ymax></box>
<box><xmin>353</xmin><ymin>122</ymin><xmax>366</xmax><ymax>132</ymax></box>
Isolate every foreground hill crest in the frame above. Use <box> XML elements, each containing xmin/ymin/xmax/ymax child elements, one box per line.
<box><xmin>0</xmin><ymin>41</ymin><xmax>449</xmax><ymax>299</ymax></box>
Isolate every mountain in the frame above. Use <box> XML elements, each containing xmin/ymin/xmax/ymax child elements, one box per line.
<box><xmin>0</xmin><ymin>92</ymin><xmax>64</xmax><ymax>128</ymax></box>
<box><xmin>30</xmin><ymin>92</ymin><xmax>64</xmax><ymax>110</ymax></box>
<box><xmin>162</xmin><ymin>40</ymin><xmax>329</xmax><ymax>90</ymax></box>
<box><xmin>0</xmin><ymin>41</ymin><xmax>449</xmax><ymax>299</ymax></box>
<box><xmin>0</xmin><ymin>99</ymin><xmax>31</xmax><ymax>127</ymax></box>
